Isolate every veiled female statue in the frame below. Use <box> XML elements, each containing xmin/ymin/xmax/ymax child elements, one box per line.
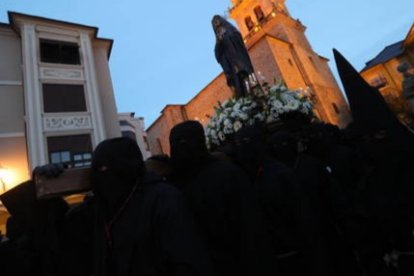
<box><xmin>212</xmin><ymin>15</ymin><xmax>255</xmax><ymax>98</ymax></box>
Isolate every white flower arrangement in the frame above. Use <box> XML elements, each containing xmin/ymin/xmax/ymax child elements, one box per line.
<box><xmin>265</xmin><ymin>81</ymin><xmax>313</xmax><ymax>124</ymax></box>
<box><xmin>205</xmin><ymin>80</ymin><xmax>314</xmax><ymax>147</ymax></box>
<box><xmin>205</xmin><ymin>97</ymin><xmax>264</xmax><ymax>146</ymax></box>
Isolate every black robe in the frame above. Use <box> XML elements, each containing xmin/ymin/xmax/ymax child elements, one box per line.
<box><xmin>172</xmin><ymin>157</ymin><xmax>278</xmax><ymax>276</ymax></box>
<box><xmin>356</xmin><ymin>140</ymin><xmax>414</xmax><ymax>275</ymax></box>
<box><xmin>61</xmin><ymin>173</ymin><xmax>211</xmax><ymax>276</ymax></box>
<box><xmin>255</xmin><ymin>159</ymin><xmax>308</xmax><ymax>276</ymax></box>
<box><xmin>289</xmin><ymin>154</ymin><xmax>347</xmax><ymax>276</ymax></box>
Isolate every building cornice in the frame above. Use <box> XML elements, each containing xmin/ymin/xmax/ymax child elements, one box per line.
<box><xmin>7</xmin><ymin>11</ymin><xmax>113</xmax><ymax>59</ymax></box>
<box><xmin>9</xmin><ymin>11</ymin><xmax>98</xmax><ymax>36</ymax></box>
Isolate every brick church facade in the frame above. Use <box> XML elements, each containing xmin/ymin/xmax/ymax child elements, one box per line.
<box><xmin>147</xmin><ymin>0</ymin><xmax>351</xmax><ymax>155</ymax></box>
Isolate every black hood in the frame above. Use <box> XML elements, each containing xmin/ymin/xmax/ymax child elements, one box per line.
<box><xmin>333</xmin><ymin>49</ymin><xmax>400</xmax><ymax>133</ymax></box>
<box><xmin>334</xmin><ymin>49</ymin><xmax>414</xmax><ymax>150</ymax></box>
<box><xmin>91</xmin><ymin>137</ymin><xmax>145</xmax><ymax>212</ymax></box>
<box><xmin>234</xmin><ymin>125</ymin><xmax>266</xmax><ymax>181</ymax></box>
<box><xmin>169</xmin><ymin>121</ymin><xmax>209</xmax><ymax>173</ymax></box>
<box><xmin>91</xmin><ymin>137</ymin><xmax>144</xmax><ymax>178</ymax></box>
<box><xmin>0</xmin><ymin>180</ymin><xmax>36</xmax><ymax>218</ymax></box>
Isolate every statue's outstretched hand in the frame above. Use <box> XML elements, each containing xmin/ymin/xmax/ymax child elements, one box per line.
<box><xmin>33</xmin><ymin>163</ymin><xmax>64</xmax><ymax>179</ymax></box>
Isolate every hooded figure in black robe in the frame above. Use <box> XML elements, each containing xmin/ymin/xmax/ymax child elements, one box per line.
<box><xmin>334</xmin><ymin>49</ymin><xmax>414</xmax><ymax>276</ymax></box>
<box><xmin>169</xmin><ymin>121</ymin><xmax>278</xmax><ymax>276</ymax></box>
<box><xmin>0</xmin><ymin>179</ymin><xmax>68</xmax><ymax>276</ymax></box>
<box><xmin>235</xmin><ymin>124</ymin><xmax>360</xmax><ymax>276</ymax></box>
<box><xmin>62</xmin><ymin>137</ymin><xmax>211</xmax><ymax>276</ymax></box>
<box><xmin>212</xmin><ymin>15</ymin><xmax>254</xmax><ymax>98</ymax></box>
<box><xmin>234</xmin><ymin>125</ymin><xmax>307</xmax><ymax>276</ymax></box>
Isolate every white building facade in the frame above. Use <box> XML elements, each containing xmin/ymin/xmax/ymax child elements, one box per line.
<box><xmin>119</xmin><ymin>112</ymin><xmax>151</xmax><ymax>160</ymax></box>
<box><xmin>0</xmin><ymin>12</ymin><xmax>121</xmax><ymax>192</ymax></box>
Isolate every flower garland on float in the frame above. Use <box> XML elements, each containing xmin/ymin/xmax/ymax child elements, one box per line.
<box><xmin>205</xmin><ymin>78</ymin><xmax>314</xmax><ymax>148</ymax></box>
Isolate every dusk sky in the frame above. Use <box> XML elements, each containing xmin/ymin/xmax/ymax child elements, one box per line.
<box><xmin>1</xmin><ymin>0</ymin><xmax>413</xmax><ymax>126</ymax></box>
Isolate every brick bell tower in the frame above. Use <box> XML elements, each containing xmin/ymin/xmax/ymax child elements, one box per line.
<box><xmin>229</xmin><ymin>0</ymin><xmax>351</xmax><ymax>127</ymax></box>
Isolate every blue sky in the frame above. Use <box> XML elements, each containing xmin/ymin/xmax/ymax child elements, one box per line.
<box><xmin>1</xmin><ymin>0</ymin><xmax>413</xmax><ymax>126</ymax></box>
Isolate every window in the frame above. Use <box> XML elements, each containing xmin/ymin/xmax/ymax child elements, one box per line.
<box><xmin>254</xmin><ymin>6</ymin><xmax>265</xmax><ymax>22</ymax></box>
<box><xmin>245</xmin><ymin>16</ymin><xmax>255</xmax><ymax>31</ymax></box>
<box><xmin>50</xmin><ymin>151</ymin><xmax>71</xmax><ymax>165</ymax></box>
<box><xmin>370</xmin><ymin>75</ymin><xmax>388</xmax><ymax>89</ymax></box>
<box><xmin>40</xmin><ymin>39</ymin><xmax>80</xmax><ymax>65</ymax></box>
<box><xmin>332</xmin><ymin>103</ymin><xmax>340</xmax><ymax>114</ymax></box>
<box><xmin>288</xmin><ymin>59</ymin><xmax>293</xmax><ymax>66</ymax></box>
<box><xmin>47</xmin><ymin>134</ymin><xmax>92</xmax><ymax>168</ymax></box>
<box><xmin>73</xmin><ymin>153</ymin><xmax>92</xmax><ymax>168</ymax></box>
<box><xmin>43</xmin><ymin>84</ymin><xmax>87</xmax><ymax>113</ymax></box>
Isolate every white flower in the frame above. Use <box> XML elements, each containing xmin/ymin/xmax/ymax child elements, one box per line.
<box><xmin>231</xmin><ymin>110</ymin><xmax>244</xmax><ymax>118</ymax></box>
<box><xmin>269</xmin><ymin>81</ymin><xmax>288</xmax><ymax>94</ymax></box>
<box><xmin>218</xmin><ymin>113</ymin><xmax>226</xmax><ymax>122</ymax></box>
<box><xmin>223</xmin><ymin>125</ymin><xmax>233</xmax><ymax>135</ymax></box>
<box><xmin>281</xmin><ymin>93</ymin><xmax>295</xmax><ymax>103</ymax></box>
<box><xmin>233</xmin><ymin>103</ymin><xmax>241</xmax><ymax>111</ymax></box>
<box><xmin>233</xmin><ymin>121</ymin><xmax>243</xmax><ymax>132</ymax></box>
<box><xmin>266</xmin><ymin>115</ymin><xmax>274</xmax><ymax>123</ymax></box>
<box><xmin>302</xmin><ymin>102</ymin><xmax>312</xmax><ymax>114</ymax></box>
<box><xmin>224</xmin><ymin>119</ymin><xmax>232</xmax><ymax>127</ymax></box>
<box><xmin>210</xmin><ymin>129</ymin><xmax>217</xmax><ymax>139</ymax></box>
<box><xmin>271</xmin><ymin>99</ymin><xmax>283</xmax><ymax>110</ymax></box>
<box><xmin>286</xmin><ymin>99</ymin><xmax>300</xmax><ymax>111</ymax></box>
<box><xmin>269</xmin><ymin>86</ymin><xmax>278</xmax><ymax>94</ymax></box>
<box><xmin>254</xmin><ymin>113</ymin><xmax>265</xmax><ymax>121</ymax></box>
<box><xmin>218</xmin><ymin>131</ymin><xmax>225</xmax><ymax>141</ymax></box>
<box><xmin>282</xmin><ymin>106</ymin><xmax>291</xmax><ymax>113</ymax></box>
<box><xmin>300</xmin><ymin>105</ymin><xmax>308</xmax><ymax>114</ymax></box>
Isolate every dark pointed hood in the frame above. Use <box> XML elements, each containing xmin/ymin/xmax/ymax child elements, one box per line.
<box><xmin>0</xmin><ymin>180</ymin><xmax>36</xmax><ymax>217</ymax></box>
<box><xmin>334</xmin><ymin>49</ymin><xmax>414</xmax><ymax>150</ymax></box>
<box><xmin>333</xmin><ymin>48</ymin><xmax>398</xmax><ymax>133</ymax></box>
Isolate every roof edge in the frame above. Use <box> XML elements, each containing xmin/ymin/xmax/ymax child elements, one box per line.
<box><xmin>8</xmin><ymin>11</ymin><xmax>98</xmax><ymax>36</ymax></box>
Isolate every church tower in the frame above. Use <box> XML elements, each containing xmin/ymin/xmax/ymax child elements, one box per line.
<box><xmin>229</xmin><ymin>0</ymin><xmax>351</xmax><ymax>126</ymax></box>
